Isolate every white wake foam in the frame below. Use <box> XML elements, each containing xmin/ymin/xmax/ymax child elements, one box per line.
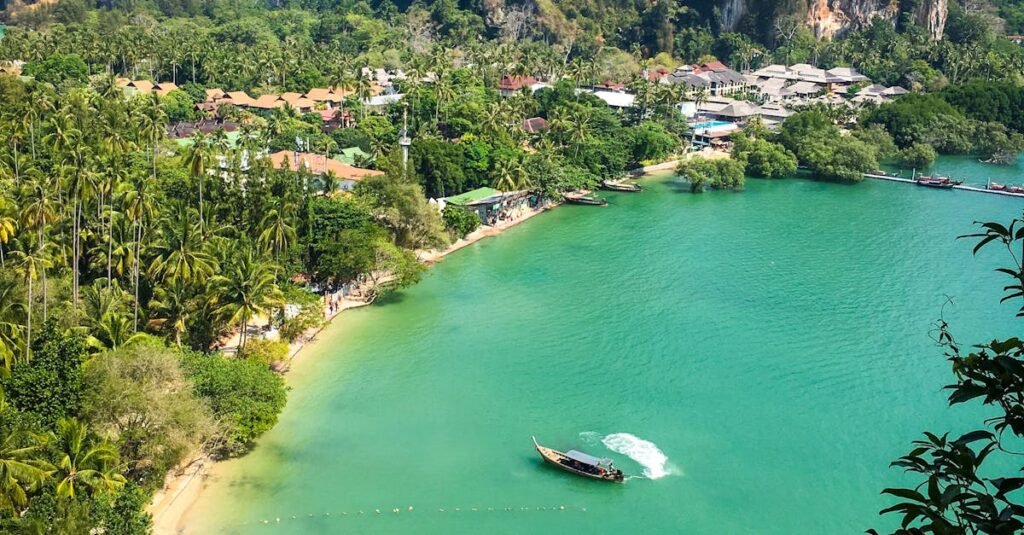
<box><xmin>601</xmin><ymin>433</ymin><xmax>672</xmax><ymax>480</ymax></box>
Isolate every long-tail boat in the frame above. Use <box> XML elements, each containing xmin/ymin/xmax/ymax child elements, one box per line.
<box><xmin>563</xmin><ymin>192</ymin><xmax>608</xmax><ymax>206</ymax></box>
<box><xmin>916</xmin><ymin>176</ymin><xmax>962</xmax><ymax>189</ymax></box>
<box><xmin>989</xmin><ymin>182</ymin><xmax>1006</xmax><ymax>191</ymax></box>
<box><xmin>600</xmin><ymin>180</ymin><xmax>643</xmax><ymax>192</ymax></box>
<box><xmin>532</xmin><ymin>436</ymin><xmax>625</xmax><ymax>482</ymax></box>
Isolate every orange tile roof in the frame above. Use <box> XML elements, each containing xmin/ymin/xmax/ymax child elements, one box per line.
<box><xmin>268</xmin><ymin>151</ymin><xmax>384</xmax><ymax>181</ymax></box>
<box><xmin>205</xmin><ymin>88</ymin><xmax>225</xmax><ymax>101</ymax></box>
<box><xmin>154</xmin><ymin>82</ymin><xmax>178</xmax><ymax>96</ymax></box>
<box><xmin>128</xmin><ymin>80</ymin><xmax>154</xmax><ymax>93</ymax></box>
<box><xmin>305</xmin><ymin>87</ymin><xmax>351</xmax><ymax>102</ymax></box>
<box><xmin>224</xmin><ymin>91</ymin><xmax>255</xmax><ymax>106</ymax></box>
<box><xmin>250</xmin><ymin>94</ymin><xmax>284</xmax><ymax>109</ymax></box>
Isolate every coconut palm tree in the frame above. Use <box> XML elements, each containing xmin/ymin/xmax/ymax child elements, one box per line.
<box><xmin>10</xmin><ymin>239</ymin><xmax>50</xmax><ymax>362</ymax></box>
<box><xmin>0</xmin><ymin>202</ymin><xmax>14</xmax><ymax>269</ymax></box>
<box><xmin>0</xmin><ymin>419</ymin><xmax>53</xmax><ymax>515</ymax></box>
<box><xmin>51</xmin><ymin>418</ymin><xmax>125</xmax><ymax>499</ymax></box>
<box><xmin>147</xmin><ymin>280</ymin><xmax>191</xmax><ymax>347</ymax></box>
<box><xmin>148</xmin><ymin>205</ymin><xmax>217</xmax><ymax>284</ymax></box>
<box><xmin>183</xmin><ymin>132</ymin><xmax>213</xmax><ymax>232</ymax></box>
<box><xmin>121</xmin><ymin>174</ymin><xmax>158</xmax><ymax>330</ymax></box>
<box><xmin>211</xmin><ymin>249</ymin><xmax>283</xmax><ymax>349</ymax></box>
<box><xmin>494</xmin><ymin>155</ymin><xmax>531</xmax><ymax>192</ymax></box>
<box><xmin>0</xmin><ymin>281</ymin><xmax>24</xmax><ymax>372</ymax></box>
<box><xmin>258</xmin><ymin>204</ymin><xmax>297</xmax><ymax>262</ymax></box>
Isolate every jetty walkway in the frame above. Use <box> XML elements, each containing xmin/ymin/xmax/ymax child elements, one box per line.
<box><xmin>862</xmin><ymin>173</ymin><xmax>1024</xmax><ymax>199</ymax></box>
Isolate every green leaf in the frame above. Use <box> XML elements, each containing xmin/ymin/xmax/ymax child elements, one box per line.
<box><xmin>882</xmin><ymin>487</ymin><xmax>926</xmax><ymax>503</ymax></box>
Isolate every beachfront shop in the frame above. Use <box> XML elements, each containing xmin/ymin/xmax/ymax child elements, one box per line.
<box><xmin>443</xmin><ymin>187</ymin><xmax>536</xmax><ymax>226</ymax></box>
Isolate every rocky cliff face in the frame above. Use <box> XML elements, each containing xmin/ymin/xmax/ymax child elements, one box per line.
<box><xmin>721</xmin><ymin>0</ymin><xmax>947</xmax><ymax>40</ymax></box>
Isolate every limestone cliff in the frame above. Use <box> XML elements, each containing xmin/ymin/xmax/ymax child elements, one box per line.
<box><xmin>722</xmin><ymin>0</ymin><xmax>947</xmax><ymax>40</ymax></box>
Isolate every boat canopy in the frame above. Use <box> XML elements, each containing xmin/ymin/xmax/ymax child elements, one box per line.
<box><xmin>565</xmin><ymin>450</ymin><xmax>613</xmax><ymax>467</ymax></box>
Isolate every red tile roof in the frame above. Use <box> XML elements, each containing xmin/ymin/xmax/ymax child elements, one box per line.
<box><xmin>498</xmin><ymin>75</ymin><xmax>537</xmax><ymax>91</ymax></box>
<box><xmin>268</xmin><ymin>151</ymin><xmax>383</xmax><ymax>181</ymax></box>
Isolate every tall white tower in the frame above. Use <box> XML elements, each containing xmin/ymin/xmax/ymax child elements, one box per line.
<box><xmin>399</xmin><ymin>105</ymin><xmax>411</xmax><ymax>174</ymax></box>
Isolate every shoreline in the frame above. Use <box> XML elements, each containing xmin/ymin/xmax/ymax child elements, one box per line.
<box><xmin>148</xmin><ymin>197</ymin><xmax>557</xmax><ymax>535</ymax></box>
<box><xmin>146</xmin><ymin>153</ymin><xmax>718</xmax><ymax>534</ymax></box>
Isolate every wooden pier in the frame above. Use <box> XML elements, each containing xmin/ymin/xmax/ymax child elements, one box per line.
<box><xmin>862</xmin><ymin>173</ymin><xmax>1024</xmax><ymax>199</ymax></box>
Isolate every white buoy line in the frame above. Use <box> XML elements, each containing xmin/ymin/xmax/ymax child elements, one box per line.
<box><xmin>243</xmin><ymin>504</ymin><xmax>588</xmax><ymax>527</ymax></box>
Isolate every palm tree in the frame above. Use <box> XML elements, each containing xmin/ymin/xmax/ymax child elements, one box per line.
<box><xmin>148</xmin><ymin>206</ymin><xmax>217</xmax><ymax>284</ymax></box>
<box><xmin>136</xmin><ymin>93</ymin><xmax>167</xmax><ymax>184</ymax></box>
<box><xmin>0</xmin><ymin>281</ymin><xmax>24</xmax><ymax>372</ymax></box>
<box><xmin>52</xmin><ymin>418</ymin><xmax>125</xmax><ymax>499</ymax></box>
<box><xmin>257</xmin><ymin>205</ymin><xmax>297</xmax><ymax>262</ymax></box>
<box><xmin>494</xmin><ymin>155</ymin><xmax>531</xmax><ymax>192</ymax></box>
<box><xmin>183</xmin><ymin>133</ymin><xmax>213</xmax><ymax>232</ymax></box>
<box><xmin>0</xmin><ymin>204</ymin><xmax>14</xmax><ymax>269</ymax></box>
<box><xmin>10</xmin><ymin>239</ymin><xmax>50</xmax><ymax>362</ymax></box>
<box><xmin>121</xmin><ymin>174</ymin><xmax>157</xmax><ymax>330</ymax></box>
<box><xmin>147</xmin><ymin>280</ymin><xmax>190</xmax><ymax>347</ymax></box>
<box><xmin>0</xmin><ymin>420</ymin><xmax>53</xmax><ymax>515</ymax></box>
<box><xmin>211</xmin><ymin>249</ymin><xmax>283</xmax><ymax>349</ymax></box>
<box><xmin>354</xmin><ymin>66</ymin><xmax>373</xmax><ymax>120</ymax></box>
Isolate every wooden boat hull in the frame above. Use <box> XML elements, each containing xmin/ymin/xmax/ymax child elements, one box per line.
<box><xmin>532</xmin><ymin>437</ymin><xmax>624</xmax><ymax>482</ymax></box>
<box><xmin>564</xmin><ymin>196</ymin><xmax>608</xmax><ymax>206</ymax></box>
<box><xmin>601</xmin><ymin>181</ymin><xmax>643</xmax><ymax>192</ymax></box>
<box><xmin>916</xmin><ymin>180</ymin><xmax>955</xmax><ymax>189</ymax></box>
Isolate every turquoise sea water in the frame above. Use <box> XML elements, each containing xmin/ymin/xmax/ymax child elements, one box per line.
<box><xmin>183</xmin><ymin>171</ymin><xmax>1023</xmax><ymax>534</ymax></box>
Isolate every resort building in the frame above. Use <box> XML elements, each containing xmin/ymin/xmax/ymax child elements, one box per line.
<box><xmin>443</xmin><ymin>187</ymin><xmax>535</xmax><ymax>226</ymax></box>
<box><xmin>745</xmin><ymin>63</ymin><xmax>879</xmax><ymax>104</ymax></box>
<box><xmin>268</xmin><ymin>150</ymin><xmax>383</xmax><ymax>191</ymax></box>
<box><xmin>363</xmin><ymin>93</ymin><xmax>404</xmax><ymax>112</ymax></box>
<box><xmin>498</xmin><ymin>75</ymin><xmax>537</xmax><ymax>97</ymax></box>
<box><xmin>667</xmin><ymin>62</ymin><xmax>747</xmax><ymax>96</ymax></box>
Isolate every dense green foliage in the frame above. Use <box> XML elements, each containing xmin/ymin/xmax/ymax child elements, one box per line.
<box><xmin>731</xmin><ymin>132</ymin><xmax>797</xmax><ymax>178</ymax></box>
<box><xmin>182</xmin><ymin>352</ymin><xmax>287</xmax><ymax>456</ymax></box>
<box><xmin>676</xmin><ymin>157</ymin><xmax>745</xmax><ymax>192</ymax></box>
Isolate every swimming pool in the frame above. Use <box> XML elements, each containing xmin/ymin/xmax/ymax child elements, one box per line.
<box><xmin>690</xmin><ymin>120</ymin><xmax>736</xmax><ymax>130</ymax></box>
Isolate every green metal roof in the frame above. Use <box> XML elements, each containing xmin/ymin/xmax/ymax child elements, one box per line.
<box><xmin>332</xmin><ymin>146</ymin><xmax>369</xmax><ymax>165</ymax></box>
<box><xmin>445</xmin><ymin>187</ymin><xmax>500</xmax><ymax>206</ymax></box>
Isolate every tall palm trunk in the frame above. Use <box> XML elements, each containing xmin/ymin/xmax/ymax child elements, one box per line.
<box><xmin>25</xmin><ymin>275</ymin><xmax>32</xmax><ymax>362</ymax></box>
<box><xmin>133</xmin><ymin>221</ymin><xmax>141</xmax><ymax>331</ymax></box>
<box><xmin>39</xmin><ymin>228</ymin><xmax>47</xmax><ymax>321</ymax></box>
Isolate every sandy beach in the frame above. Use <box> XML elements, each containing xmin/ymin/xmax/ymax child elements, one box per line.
<box><xmin>148</xmin><ymin>202</ymin><xmax>555</xmax><ymax>535</ymax></box>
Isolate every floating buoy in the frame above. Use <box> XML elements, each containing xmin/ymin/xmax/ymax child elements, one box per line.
<box><xmin>455</xmin><ymin>508</ymin><xmax>460</xmax><ymax>512</ymax></box>
<box><xmin>559</xmin><ymin>506</ymin><xmax>565</xmax><ymax>511</ymax></box>
<box><xmin>471</xmin><ymin>508</ymin><xmax>477</xmax><ymax>512</ymax></box>
<box><xmin>262</xmin><ymin>520</ymin><xmax>269</xmax><ymax>525</ymax></box>
<box><xmin>408</xmin><ymin>506</ymin><xmax>414</xmax><ymax>512</ymax></box>
<box><xmin>392</xmin><ymin>508</ymin><xmax>399</xmax><ymax>514</ymax></box>
<box><xmin>276</xmin><ymin>517</ymin><xmax>281</xmax><ymax>523</ymax></box>
<box><xmin>375</xmin><ymin>509</ymin><xmax>381</xmax><ymax>514</ymax></box>
<box><xmin>439</xmin><ymin>509</ymin><xmax>445</xmax><ymax>512</ymax></box>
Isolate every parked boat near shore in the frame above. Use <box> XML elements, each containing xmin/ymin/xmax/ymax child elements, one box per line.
<box><xmin>601</xmin><ymin>180</ymin><xmax>643</xmax><ymax>192</ymax></box>
<box><xmin>564</xmin><ymin>192</ymin><xmax>608</xmax><ymax>206</ymax></box>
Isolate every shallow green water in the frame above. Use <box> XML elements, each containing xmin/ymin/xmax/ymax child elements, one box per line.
<box><xmin>184</xmin><ymin>172</ymin><xmax>1023</xmax><ymax>534</ymax></box>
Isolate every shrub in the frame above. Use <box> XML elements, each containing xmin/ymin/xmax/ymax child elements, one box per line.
<box><xmin>238</xmin><ymin>338</ymin><xmax>289</xmax><ymax>367</ymax></box>
<box><xmin>442</xmin><ymin>205</ymin><xmax>480</xmax><ymax>239</ymax></box>
<box><xmin>181</xmin><ymin>353</ymin><xmax>288</xmax><ymax>457</ymax></box>
<box><xmin>897</xmin><ymin>142</ymin><xmax>937</xmax><ymax>169</ymax></box>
